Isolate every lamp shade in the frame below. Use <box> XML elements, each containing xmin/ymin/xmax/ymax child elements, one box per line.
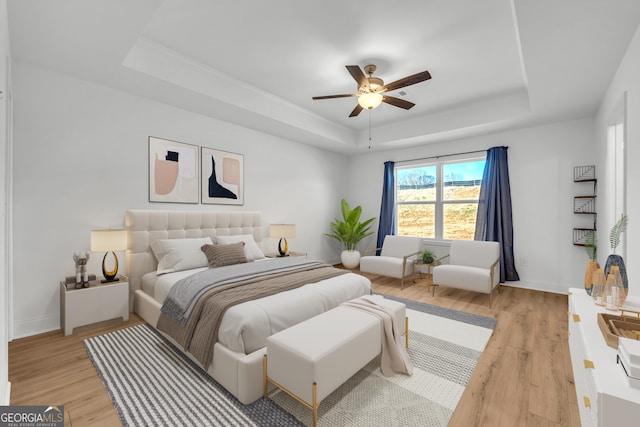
<box><xmin>358</xmin><ymin>92</ymin><xmax>383</xmax><ymax>110</ymax></box>
<box><xmin>91</xmin><ymin>229</ymin><xmax>127</xmax><ymax>252</ymax></box>
<box><xmin>269</xmin><ymin>224</ymin><xmax>296</xmax><ymax>238</ymax></box>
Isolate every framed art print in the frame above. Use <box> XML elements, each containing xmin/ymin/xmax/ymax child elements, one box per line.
<box><xmin>149</xmin><ymin>136</ymin><xmax>199</xmax><ymax>203</ymax></box>
<box><xmin>201</xmin><ymin>147</ymin><xmax>244</xmax><ymax>205</ymax></box>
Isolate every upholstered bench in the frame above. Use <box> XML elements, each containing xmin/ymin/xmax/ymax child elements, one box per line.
<box><xmin>263</xmin><ymin>296</ymin><xmax>407</xmax><ymax>427</ymax></box>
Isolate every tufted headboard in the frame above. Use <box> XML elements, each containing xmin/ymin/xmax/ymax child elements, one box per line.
<box><xmin>125</xmin><ymin>210</ymin><xmax>263</xmax><ymax>308</ymax></box>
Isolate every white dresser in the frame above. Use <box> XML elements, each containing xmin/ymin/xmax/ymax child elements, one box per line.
<box><xmin>568</xmin><ymin>288</ymin><xmax>640</xmax><ymax>426</ymax></box>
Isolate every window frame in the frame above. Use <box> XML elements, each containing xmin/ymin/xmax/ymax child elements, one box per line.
<box><xmin>395</xmin><ymin>155</ymin><xmax>486</xmax><ymax>240</ymax></box>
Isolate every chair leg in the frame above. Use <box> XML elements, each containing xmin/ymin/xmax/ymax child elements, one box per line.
<box><xmin>400</xmin><ymin>275</ymin><xmax>405</xmax><ymax>290</ymax></box>
<box><xmin>488</xmin><ymin>284</ymin><xmax>501</xmax><ymax>308</ymax></box>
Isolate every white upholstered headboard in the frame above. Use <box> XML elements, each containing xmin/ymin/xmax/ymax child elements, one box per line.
<box><xmin>125</xmin><ymin>210</ymin><xmax>263</xmax><ymax>308</ymax></box>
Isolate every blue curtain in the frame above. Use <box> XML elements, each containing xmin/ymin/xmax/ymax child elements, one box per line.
<box><xmin>475</xmin><ymin>146</ymin><xmax>520</xmax><ymax>282</ymax></box>
<box><xmin>376</xmin><ymin>161</ymin><xmax>395</xmax><ymax>254</ymax></box>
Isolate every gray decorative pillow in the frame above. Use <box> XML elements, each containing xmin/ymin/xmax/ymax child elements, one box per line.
<box><xmin>201</xmin><ymin>242</ymin><xmax>247</xmax><ymax>268</ymax></box>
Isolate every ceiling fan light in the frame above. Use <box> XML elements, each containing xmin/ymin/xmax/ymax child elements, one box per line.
<box><xmin>358</xmin><ymin>92</ymin><xmax>383</xmax><ymax>110</ymax></box>
<box><xmin>368</xmin><ymin>77</ymin><xmax>384</xmax><ymax>92</ymax></box>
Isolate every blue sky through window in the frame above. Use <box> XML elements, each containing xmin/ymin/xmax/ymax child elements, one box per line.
<box><xmin>398</xmin><ymin>160</ymin><xmax>485</xmax><ymax>185</ymax></box>
<box><xmin>444</xmin><ymin>160</ymin><xmax>485</xmax><ymax>182</ymax></box>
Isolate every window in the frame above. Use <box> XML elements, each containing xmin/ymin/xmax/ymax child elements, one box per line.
<box><xmin>396</xmin><ymin>158</ymin><xmax>486</xmax><ymax>240</ymax></box>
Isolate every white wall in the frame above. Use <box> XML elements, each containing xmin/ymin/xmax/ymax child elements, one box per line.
<box><xmin>596</xmin><ymin>24</ymin><xmax>640</xmax><ymax>298</ymax></box>
<box><xmin>11</xmin><ymin>61</ymin><xmax>348</xmax><ymax>338</ymax></box>
<box><xmin>346</xmin><ymin>118</ymin><xmax>596</xmax><ymax>294</ymax></box>
<box><xmin>0</xmin><ymin>0</ymin><xmax>11</xmax><ymax>405</ymax></box>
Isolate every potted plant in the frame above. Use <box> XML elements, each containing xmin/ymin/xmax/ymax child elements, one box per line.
<box><xmin>325</xmin><ymin>199</ymin><xmax>375</xmax><ymax>269</ymax></box>
<box><xmin>583</xmin><ymin>230</ymin><xmax>599</xmax><ymax>295</ymax></box>
<box><xmin>604</xmin><ymin>213</ymin><xmax>628</xmax><ymax>289</ymax></box>
<box><xmin>420</xmin><ymin>249</ymin><xmax>436</xmax><ymax>264</ymax></box>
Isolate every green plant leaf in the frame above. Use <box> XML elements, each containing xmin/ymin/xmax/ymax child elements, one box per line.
<box><xmin>421</xmin><ymin>249</ymin><xmax>436</xmax><ymax>263</ymax></box>
<box><xmin>609</xmin><ymin>213</ymin><xmax>628</xmax><ymax>253</ymax></box>
<box><xmin>325</xmin><ymin>198</ymin><xmax>376</xmax><ymax>251</ymax></box>
<box><xmin>584</xmin><ymin>230</ymin><xmax>597</xmax><ymax>261</ymax></box>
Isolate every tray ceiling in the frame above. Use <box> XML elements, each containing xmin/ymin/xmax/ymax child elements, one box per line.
<box><xmin>8</xmin><ymin>0</ymin><xmax>640</xmax><ymax>153</ymax></box>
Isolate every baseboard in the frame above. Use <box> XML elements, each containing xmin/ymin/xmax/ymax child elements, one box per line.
<box><xmin>501</xmin><ymin>279</ymin><xmax>572</xmax><ymax>295</ymax></box>
<box><xmin>12</xmin><ymin>314</ymin><xmax>59</xmax><ymax>339</ymax></box>
<box><xmin>0</xmin><ymin>380</ymin><xmax>10</xmax><ymax>405</ymax></box>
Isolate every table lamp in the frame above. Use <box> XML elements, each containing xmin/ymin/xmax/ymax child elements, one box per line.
<box><xmin>269</xmin><ymin>224</ymin><xmax>296</xmax><ymax>257</ymax></box>
<box><xmin>91</xmin><ymin>229</ymin><xmax>127</xmax><ymax>282</ymax></box>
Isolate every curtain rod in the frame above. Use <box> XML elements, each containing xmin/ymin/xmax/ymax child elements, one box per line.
<box><xmin>395</xmin><ymin>146</ymin><xmax>508</xmax><ymax>165</ymax></box>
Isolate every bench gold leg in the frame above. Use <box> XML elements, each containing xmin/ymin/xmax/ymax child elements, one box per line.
<box><xmin>263</xmin><ymin>355</ymin><xmax>268</xmax><ymax>398</ymax></box>
<box><xmin>405</xmin><ymin>316</ymin><xmax>409</xmax><ymax>349</ymax></box>
<box><xmin>263</xmin><ymin>360</ymin><xmax>321</xmax><ymax>426</ymax></box>
<box><xmin>312</xmin><ymin>382</ymin><xmax>318</xmax><ymax>427</ymax></box>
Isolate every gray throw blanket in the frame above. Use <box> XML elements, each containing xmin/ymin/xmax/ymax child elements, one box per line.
<box><xmin>157</xmin><ymin>259</ymin><xmax>348</xmax><ymax>369</ymax></box>
<box><xmin>162</xmin><ymin>258</ymin><xmax>327</xmax><ymax>324</ymax></box>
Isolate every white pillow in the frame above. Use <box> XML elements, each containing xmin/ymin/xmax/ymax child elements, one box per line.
<box><xmin>152</xmin><ymin>237</ymin><xmax>213</xmax><ymax>275</ymax></box>
<box><xmin>215</xmin><ymin>234</ymin><xmax>265</xmax><ymax>261</ymax></box>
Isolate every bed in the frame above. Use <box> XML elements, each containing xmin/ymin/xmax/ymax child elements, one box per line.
<box><xmin>125</xmin><ymin>209</ymin><xmax>372</xmax><ymax>404</ymax></box>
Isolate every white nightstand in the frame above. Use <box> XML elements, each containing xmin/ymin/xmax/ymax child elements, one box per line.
<box><xmin>59</xmin><ymin>275</ymin><xmax>129</xmax><ymax>336</ymax></box>
<box><xmin>265</xmin><ymin>251</ymin><xmax>308</xmax><ymax>258</ymax></box>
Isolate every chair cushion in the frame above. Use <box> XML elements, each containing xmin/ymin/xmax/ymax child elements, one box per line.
<box><xmin>380</xmin><ymin>235</ymin><xmax>422</xmax><ymax>258</ymax></box>
<box><xmin>450</xmin><ymin>240</ymin><xmax>499</xmax><ymax>268</ymax></box>
<box><xmin>433</xmin><ymin>264</ymin><xmax>496</xmax><ymax>293</ymax></box>
<box><xmin>360</xmin><ymin>256</ymin><xmax>413</xmax><ymax>278</ymax></box>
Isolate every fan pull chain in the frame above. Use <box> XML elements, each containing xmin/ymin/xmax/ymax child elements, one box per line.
<box><xmin>368</xmin><ymin>110</ymin><xmax>372</xmax><ymax>149</ymax></box>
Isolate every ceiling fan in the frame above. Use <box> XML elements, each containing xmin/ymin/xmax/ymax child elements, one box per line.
<box><xmin>312</xmin><ymin>64</ymin><xmax>431</xmax><ymax>117</ymax></box>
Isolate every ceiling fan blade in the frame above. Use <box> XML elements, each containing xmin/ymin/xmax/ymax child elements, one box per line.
<box><xmin>346</xmin><ymin>65</ymin><xmax>369</xmax><ymax>91</ymax></box>
<box><xmin>382</xmin><ymin>96</ymin><xmax>416</xmax><ymax>110</ymax></box>
<box><xmin>312</xmin><ymin>94</ymin><xmax>358</xmax><ymax>100</ymax></box>
<box><xmin>349</xmin><ymin>104</ymin><xmax>364</xmax><ymax>117</ymax></box>
<box><xmin>382</xmin><ymin>70</ymin><xmax>432</xmax><ymax>93</ymax></box>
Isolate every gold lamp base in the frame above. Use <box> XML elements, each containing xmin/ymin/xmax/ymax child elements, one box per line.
<box><xmin>277</xmin><ymin>238</ymin><xmax>289</xmax><ymax>257</ymax></box>
<box><xmin>101</xmin><ymin>251</ymin><xmax>120</xmax><ymax>283</ymax></box>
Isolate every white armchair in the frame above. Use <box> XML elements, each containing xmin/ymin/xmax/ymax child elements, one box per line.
<box><xmin>432</xmin><ymin>240</ymin><xmax>501</xmax><ymax>307</ymax></box>
<box><xmin>359</xmin><ymin>235</ymin><xmax>423</xmax><ymax>290</ymax></box>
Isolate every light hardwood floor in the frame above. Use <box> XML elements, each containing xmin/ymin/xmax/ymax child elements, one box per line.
<box><xmin>9</xmin><ymin>273</ymin><xmax>580</xmax><ymax>426</ymax></box>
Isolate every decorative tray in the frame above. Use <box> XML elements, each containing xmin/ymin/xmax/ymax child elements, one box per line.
<box><xmin>597</xmin><ymin>312</ymin><xmax>640</xmax><ymax>349</ymax></box>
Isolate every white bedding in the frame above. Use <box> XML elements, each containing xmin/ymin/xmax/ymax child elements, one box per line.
<box><xmin>219</xmin><ymin>272</ymin><xmax>371</xmax><ymax>353</ymax></box>
<box><xmin>142</xmin><ymin>266</ymin><xmax>372</xmax><ymax>354</ymax></box>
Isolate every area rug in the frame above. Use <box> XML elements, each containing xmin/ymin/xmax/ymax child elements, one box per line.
<box><xmin>84</xmin><ymin>296</ymin><xmax>495</xmax><ymax>426</ymax></box>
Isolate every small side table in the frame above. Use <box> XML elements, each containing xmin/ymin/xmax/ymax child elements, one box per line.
<box><xmin>413</xmin><ymin>260</ymin><xmax>439</xmax><ymax>287</ymax></box>
<box><xmin>60</xmin><ymin>275</ymin><xmax>129</xmax><ymax>335</ymax></box>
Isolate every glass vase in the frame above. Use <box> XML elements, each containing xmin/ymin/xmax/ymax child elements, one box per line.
<box><xmin>605</xmin><ymin>273</ymin><xmax>618</xmax><ymax>311</ymax></box>
<box><xmin>610</xmin><ymin>265</ymin><xmax>626</xmax><ymax>307</ymax></box>
<box><xmin>584</xmin><ymin>260</ymin><xmax>600</xmax><ymax>295</ymax></box>
<box><xmin>591</xmin><ymin>268</ymin><xmax>606</xmax><ymax>306</ymax></box>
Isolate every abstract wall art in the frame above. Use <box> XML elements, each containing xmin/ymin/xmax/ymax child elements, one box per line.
<box><xmin>201</xmin><ymin>147</ymin><xmax>244</xmax><ymax>205</ymax></box>
<box><xmin>149</xmin><ymin>137</ymin><xmax>199</xmax><ymax>203</ymax></box>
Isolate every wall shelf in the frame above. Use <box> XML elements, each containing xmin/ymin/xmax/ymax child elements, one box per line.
<box><xmin>573</xmin><ymin>228</ymin><xmax>595</xmax><ymax>246</ymax></box>
<box><xmin>574</xmin><ymin>196</ymin><xmax>597</xmax><ymax>214</ymax></box>
<box><xmin>573</xmin><ymin>165</ymin><xmax>597</xmax><ymax>246</ymax></box>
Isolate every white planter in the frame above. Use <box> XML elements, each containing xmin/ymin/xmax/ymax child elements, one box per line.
<box><xmin>341</xmin><ymin>250</ymin><xmax>361</xmax><ymax>269</ymax></box>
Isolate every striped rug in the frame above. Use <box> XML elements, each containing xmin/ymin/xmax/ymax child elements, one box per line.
<box><xmin>84</xmin><ymin>324</ymin><xmax>300</xmax><ymax>426</ymax></box>
<box><xmin>84</xmin><ymin>296</ymin><xmax>495</xmax><ymax>426</ymax></box>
